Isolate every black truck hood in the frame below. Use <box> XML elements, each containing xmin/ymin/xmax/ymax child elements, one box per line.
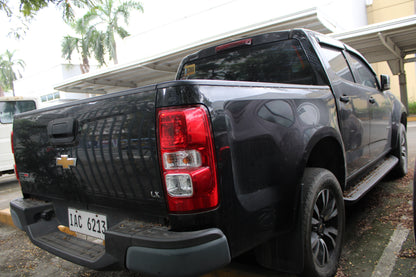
<box><xmin>13</xmin><ymin>86</ymin><xmax>167</xmax><ymax>217</ymax></box>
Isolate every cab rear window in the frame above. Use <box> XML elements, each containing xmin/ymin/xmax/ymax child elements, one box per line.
<box><xmin>179</xmin><ymin>39</ymin><xmax>316</xmax><ymax>85</ymax></box>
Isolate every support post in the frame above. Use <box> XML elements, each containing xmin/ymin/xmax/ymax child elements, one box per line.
<box><xmin>399</xmin><ymin>71</ymin><xmax>409</xmax><ymax>113</ymax></box>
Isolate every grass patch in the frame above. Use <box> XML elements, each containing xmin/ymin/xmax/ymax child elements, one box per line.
<box><xmin>409</xmin><ymin>102</ymin><xmax>416</xmax><ymax>115</ymax></box>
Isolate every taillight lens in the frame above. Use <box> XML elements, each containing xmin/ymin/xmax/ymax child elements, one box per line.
<box><xmin>158</xmin><ymin>105</ymin><xmax>218</xmax><ymax>212</ymax></box>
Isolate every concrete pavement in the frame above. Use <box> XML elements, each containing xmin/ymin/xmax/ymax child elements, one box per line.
<box><xmin>0</xmin><ymin>174</ymin><xmax>21</xmax><ymax>227</ymax></box>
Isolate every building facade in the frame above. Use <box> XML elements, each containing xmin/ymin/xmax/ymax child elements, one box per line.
<box><xmin>367</xmin><ymin>0</ymin><xmax>416</xmax><ymax>103</ymax></box>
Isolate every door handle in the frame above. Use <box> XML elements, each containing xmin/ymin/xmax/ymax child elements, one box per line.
<box><xmin>340</xmin><ymin>95</ymin><xmax>350</xmax><ymax>103</ymax></box>
<box><xmin>369</xmin><ymin>97</ymin><xmax>376</xmax><ymax>104</ymax></box>
<box><xmin>47</xmin><ymin>117</ymin><xmax>79</xmax><ymax>145</ymax></box>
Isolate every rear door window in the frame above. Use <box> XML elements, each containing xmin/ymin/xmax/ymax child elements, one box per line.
<box><xmin>319</xmin><ymin>46</ymin><xmax>354</xmax><ymax>82</ymax></box>
<box><xmin>179</xmin><ymin>39</ymin><xmax>316</xmax><ymax>85</ymax></box>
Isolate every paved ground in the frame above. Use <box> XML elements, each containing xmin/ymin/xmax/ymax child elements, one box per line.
<box><xmin>0</xmin><ymin>174</ymin><xmax>21</xmax><ymax>210</ymax></box>
<box><xmin>0</xmin><ymin>122</ymin><xmax>415</xmax><ymax>277</ymax></box>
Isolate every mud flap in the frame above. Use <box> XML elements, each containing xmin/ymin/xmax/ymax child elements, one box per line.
<box><xmin>255</xmin><ymin>186</ymin><xmax>304</xmax><ymax>274</ymax></box>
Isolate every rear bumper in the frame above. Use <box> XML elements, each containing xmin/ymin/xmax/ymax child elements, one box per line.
<box><xmin>125</xmin><ymin>234</ymin><xmax>230</xmax><ymax>276</ymax></box>
<box><xmin>10</xmin><ymin>198</ymin><xmax>231</xmax><ymax>276</ymax></box>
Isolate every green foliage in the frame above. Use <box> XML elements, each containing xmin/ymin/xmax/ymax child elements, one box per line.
<box><xmin>0</xmin><ymin>0</ymin><xmax>12</xmax><ymax>16</ymax></box>
<box><xmin>1</xmin><ymin>0</ymin><xmax>96</xmax><ymax>22</ymax></box>
<box><xmin>408</xmin><ymin>101</ymin><xmax>416</xmax><ymax>115</ymax></box>
<box><xmin>19</xmin><ymin>0</ymin><xmax>49</xmax><ymax>16</ymax></box>
<box><xmin>0</xmin><ymin>50</ymin><xmax>26</xmax><ymax>96</ymax></box>
<box><xmin>2</xmin><ymin>1</ymin><xmax>97</xmax><ymax>41</ymax></box>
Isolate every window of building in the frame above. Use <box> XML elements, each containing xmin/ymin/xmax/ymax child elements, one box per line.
<box><xmin>41</xmin><ymin>91</ymin><xmax>61</xmax><ymax>103</ymax></box>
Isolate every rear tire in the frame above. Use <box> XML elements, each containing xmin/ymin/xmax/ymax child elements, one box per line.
<box><xmin>391</xmin><ymin>123</ymin><xmax>408</xmax><ymax>178</ymax></box>
<box><xmin>301</xmin><ymin>168</ymin><xmax>345</xmax><ymax>277</ymax></box>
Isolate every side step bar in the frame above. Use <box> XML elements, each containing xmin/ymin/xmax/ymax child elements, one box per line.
<box><xmin>343</xmin><ymin>156</ymin><xmax>398</xmax><ymax>204</ymax></box>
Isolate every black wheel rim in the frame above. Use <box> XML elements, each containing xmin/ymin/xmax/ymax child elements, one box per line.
<box><xmin>310</xmin><ymin>189</ymin><xmax>339</xmax><ymax>267</ymax></box>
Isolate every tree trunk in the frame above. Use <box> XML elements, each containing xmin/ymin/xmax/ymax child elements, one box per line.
<box><xmin>80</xmin><ymin>56</ymin><xmax>90</xmax><ymax>74</ymax></box>
<box><xmin>112</xmin><ymin>40</ymin><xmax>118</xmax><ymax>65</ymax></box>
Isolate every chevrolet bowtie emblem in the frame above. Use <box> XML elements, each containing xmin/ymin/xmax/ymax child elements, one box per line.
<box><xmin>56</xmin><ymin>155</ymin><xmax>77</xmax><ymax>169</ymax></box>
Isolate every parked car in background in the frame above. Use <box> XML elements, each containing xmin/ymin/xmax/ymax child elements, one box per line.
<box><xmin>0</xmin><ymin>96</ymin><xmax>37</xmax><ymax>176</ymax></box>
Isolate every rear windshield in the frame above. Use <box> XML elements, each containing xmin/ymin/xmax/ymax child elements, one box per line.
<box><xmin>0</xmin><ymin>100</ymin><xmax>36</xmax><ymax>124</ymax></box>
<box><xmin>179</xmin><ymin>39</ymin><xmax>315</xmax><ymax>85</ymax></box>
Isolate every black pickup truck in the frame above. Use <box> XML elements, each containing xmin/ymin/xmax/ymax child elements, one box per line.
<box><xmin>10</xmin><ymin>29</ymin><xmax>407</xmax><ymax>277</ymax></box>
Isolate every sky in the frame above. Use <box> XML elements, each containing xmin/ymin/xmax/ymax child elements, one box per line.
<box><xmin>0</xmin><ymin>5</ymin><xmax>70</xmax><ymax>78</ymax></box>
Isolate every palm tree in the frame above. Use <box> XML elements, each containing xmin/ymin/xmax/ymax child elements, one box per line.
<box><xmin>83</xmin><ymin>0</ymin><xmax>143</xmax><ymax>65</ymax></box>
<box><xmin>0</xmin><ymin>50</ymin><xmax>25</xmax><ymax>96</ymax></box>
<box><xmin>54</xmin><ymin>0</ymin><xmax>97</xmax><ymax>23</ymax></box>
<box><xmin>62</xmin><ymin>17</ymin><xmax>102</xmax><ymax>73</ymax></box>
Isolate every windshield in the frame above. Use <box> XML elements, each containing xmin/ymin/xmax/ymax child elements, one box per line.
<box><xmin>179</xmin><ymin>39</ymin><xmax>316</xmax><ymax>85</ymax></box>
<box><xmin>0</xmin><ymin>100</ymin><xmax>36</xmax><ymax>124</ymax></box>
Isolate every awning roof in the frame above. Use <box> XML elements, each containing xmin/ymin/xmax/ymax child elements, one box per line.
<box><xmin>55</xmin><ymin>8</ymin><xmax>335</xmax><ymax>94</ymax></box>
<box><xmin>330</xmin><ymin>15</ymin><xmax>416</xmax><ymax>74</ymax></box>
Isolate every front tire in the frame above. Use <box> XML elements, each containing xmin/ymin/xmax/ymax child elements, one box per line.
<box><xmin>302</xmin><ymin>168</ymin><xmax>345</xmax><ymax>277</ymax></box>
<box><xmin>391</xmin><ymin>123</ymin><xmax>408</xmax><ymax>178</ymax></box>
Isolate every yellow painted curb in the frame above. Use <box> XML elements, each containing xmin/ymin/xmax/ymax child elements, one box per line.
<box><xmin>408</xmin><ymin>116</ymin><xmax>416</xmax><ymax>122</ymax></box>
<box><xmin>0</xmin><ymin>208</ymin><xmax>15</xmax><ymax>228</ymax></box>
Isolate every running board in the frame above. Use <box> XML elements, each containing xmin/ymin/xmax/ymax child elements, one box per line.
<box><xmin>343</xmin><ymin>156</ymin><xmax>398</xmax><ymax>204</ymax></box>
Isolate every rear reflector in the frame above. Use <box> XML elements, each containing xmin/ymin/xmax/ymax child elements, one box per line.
<box><xmin>215</xmin><ymin>38</ymin><xmax>252</xmax><ymax>52</ymax></box>
<box><xmin>158</xmin><ymin>105</ymin><xmax>218</xmax><ymax>212</ymax></box>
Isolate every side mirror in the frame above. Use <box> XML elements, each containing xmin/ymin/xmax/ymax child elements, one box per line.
<box><xmin>380</xmin><ymin>74</ymin><xmax>390</xmax><ymax>91</ymax></box>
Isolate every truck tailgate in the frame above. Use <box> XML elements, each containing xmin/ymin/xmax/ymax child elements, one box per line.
<box><xmin>13</xmin><ymin>86</ymin><xmax>167</xmax><ymax>217</ymax></box>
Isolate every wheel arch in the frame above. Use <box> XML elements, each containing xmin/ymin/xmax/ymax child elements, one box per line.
<box><xmin>255</xmin><ymin>127</ymin><xmax>346</xmax><ymax>275</ymax></box>
<box><xmin>302</xmin><ymin>127</ymin><xmax>346</xmax><ymax>190</ymax></box>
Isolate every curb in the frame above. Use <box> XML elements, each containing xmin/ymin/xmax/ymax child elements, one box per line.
<box><xmin>0</xmin><ymin>208</ymin><xmax>15</xmax><ymax>228</ymax></box>
<box><xmin>408</xmin><ymin>115</ymin><xmax>416</xmax><ymax>122</ymax></box>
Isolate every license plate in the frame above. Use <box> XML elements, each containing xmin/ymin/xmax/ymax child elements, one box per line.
<box><xmin>68</xmin><ymin>208</ymin><xmax>107</xmax><ymax>240</ymax></box>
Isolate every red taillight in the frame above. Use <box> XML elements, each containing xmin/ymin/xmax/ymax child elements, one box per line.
<box><xmin>158</xmin><ymin>105</ymin><xmax>218</xmax><ymax>212</ymax></box>
<box><xmin>11</xmin><ymin>131</ymin><xmax>14</xmax><ymax>154</ymax></box>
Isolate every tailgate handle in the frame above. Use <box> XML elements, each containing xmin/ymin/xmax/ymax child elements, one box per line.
<box><xmin>47</xmin><ymin>117</ymin><xmax>78</xmax><ymax>145</ymax></box>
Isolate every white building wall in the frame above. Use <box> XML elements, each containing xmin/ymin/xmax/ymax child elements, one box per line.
<box><xmin>318</xmin><ymin>0</ymin><xmax>368</xmax><ymax>31</ymax></box>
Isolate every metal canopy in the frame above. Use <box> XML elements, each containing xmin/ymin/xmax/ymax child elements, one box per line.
<box><xmin>331</xmin><ymin>15</ymin><xmax>416</xmax><ymax>110</ymax></box>
<box><xmin>55</xmin><ymin>8</ymin><xmax>334</xmax><ymax>94</ymax></box>
<box><xmin>331</xmin><ymin>15</ymin><xmax>416</xmax><ymax>74</ymax></box>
